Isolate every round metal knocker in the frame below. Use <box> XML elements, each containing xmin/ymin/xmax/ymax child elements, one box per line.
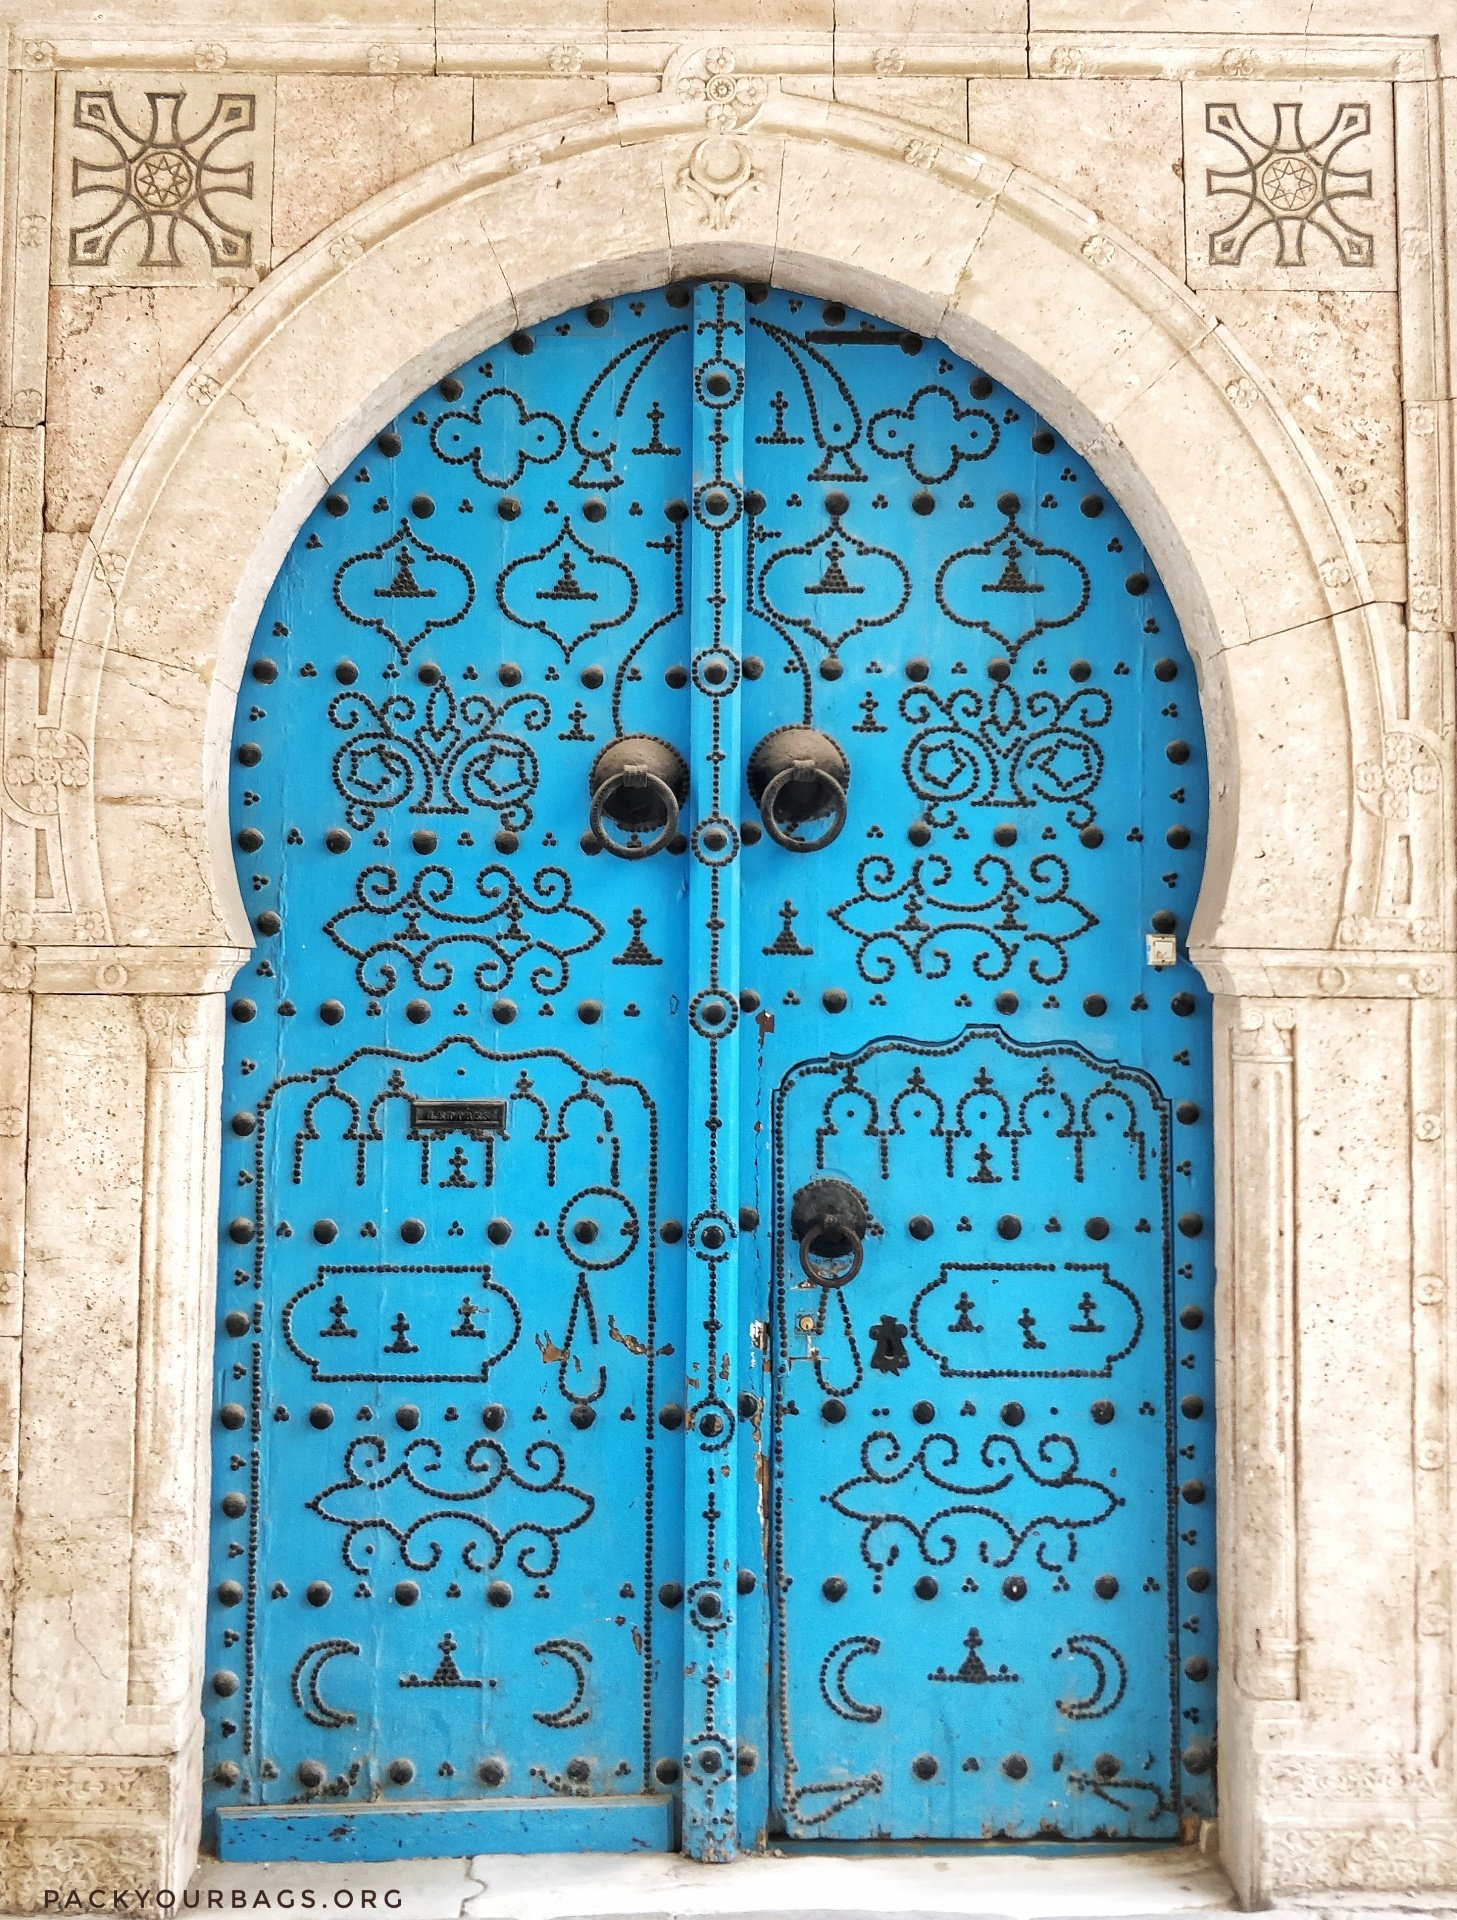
<box><xmin>587</xmin><ymin>735</ymin><xmax>689</xmax><ymax>860</ymax></box>
<box><xmin>791</xmin><ymin>1178</ymin><xmax>870</xmax><ymax>1287</ymax></box>
<box><xmin>747</xmin><ymin>726</ymin><xmax>850</xmax><ymax>853</ymax></box>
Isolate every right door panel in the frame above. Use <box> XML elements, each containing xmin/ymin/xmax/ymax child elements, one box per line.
<box><xmin>736</xmin><ymin>289</ymin><xmax>1216</xmax><ymax>1843</ymax></box>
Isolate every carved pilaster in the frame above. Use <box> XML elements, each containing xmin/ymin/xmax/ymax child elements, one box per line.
<box><xmin>1225</xmin><ymin>1001</ymin><xmax>1300</xmax><ymax>1702</ymax></box>
<box><xmin>127</xmin><ymin>995</ymin><xmax>220</xmax><ymax>1717</ymax></box>
<box><xmin>0</xmin><ymin>985</ymin><xmax>30</xmax><ymax>1753</ymax></box>
<box><xmin>1411</xmin><ymin>993</ymin><xmax>1454</xmax><ymax>1782</ymax></box>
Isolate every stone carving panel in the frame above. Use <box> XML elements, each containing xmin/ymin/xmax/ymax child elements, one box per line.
<box><xmin>1183</xmin><ymin>83</ymin><xmax>1396</xmax><ymax>292</ymax></box>
<box><xmin>52</xmin><ymin>74</ymin><xmax>274</xmax><ymax>287</ymax></box>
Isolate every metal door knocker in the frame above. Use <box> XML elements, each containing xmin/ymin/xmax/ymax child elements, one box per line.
<box><xmin>587</xmin><ymin>735</ymin><xmax>690</xmax><ymax>860</ymax></box>
<box><xmin>747</xmin><ymin>726</ymin><xmax>850</xmax><ymax>853</ymax></box>
<box><xmin>791</xmin><ymin>1178</ymin><xmax>870</xmax><ymax>1286</ymax></box>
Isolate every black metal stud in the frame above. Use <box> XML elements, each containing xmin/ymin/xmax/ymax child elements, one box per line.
<box><xmin>914</xmin><ymin>1575</ymin><xmax>938</xmax><ymax>1600</ymax></box>
<box><xmin>306</xmin><ymin>1581</ymin><xmax>331</xmax><ymax>1608</ymax></box>
<box><xmin>822</xmin><ymin>1399</ymin><xmax>846</xmax><ymax>1424</ymax></box>
<box><xmin>1003</xmin><ymin>1575</ymin><xmax>1027</xmax><ymax>1600</ymax></box>
<box><xmin>658</xmin><ymin>1403</ymin><xmax>684</xmax><ymax>1430</ymax></box>
<box><xmin>1091</xmin><ymin>1400</ymin><xmax>1115</xmax><ymax>1425</ymax></box>
<box><xmin>394</xmin><ymin>1581</ymin><xmax>419</xmax><ymax>1606</ymax></box>
<box><xmin>996</xmin><ymin>1215</ymin><xmax>1021</xmax><ymax>1240</ymax></box>
<box><xmin>308</xmin><ymin>1404</ymin><xmax>333</xmax><ymax>1430</ymax></box>
<box><xmin>479</xmin><ymin>1758</ymin><xmax>507</xmax><ymax>1786</ymax></box>
<box><xmin>388</xmin><ymin>1759</ymin><xmax>415</xmax><ymax>1785</ymax></box>
<box><xmin>1094</xmin><ymin>1574</ymin><xmax>1119</xmax><ymax>1598</ymax></box>
<box><xmin>823</xmin><ymin>1576</ymin><xmax>847</xmax><ymax>1602</ymax></box>
<box><xmin>658</xmin><ymin>1582</ymin><xmax>683</xmax><ymax>1608</ymax></box>
<box><xmin>912</xmin><ymin>1754</ymin><xmax>938</xmax><ymax>1780</ymax></box>
<box><xmin>482</xmin><ymin>1404</ymin><xmax>506</xmax><ymax>1431</ymax></box>
<box><xmin>487</xmin><ymin>1580</ymin><xmax>512</xmax><ymax>1608</ymax></box>
<box><xmin>1003</xmin><ymin>1755</ymin><xmax>1028</xmax><ymax>1780</ymax></box>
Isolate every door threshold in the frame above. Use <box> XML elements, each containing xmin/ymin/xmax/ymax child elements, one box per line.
<box><xmin>184</xmin><ymin>1841</ymin><xmax>1241</xmax><ymax>1920</ymax></box>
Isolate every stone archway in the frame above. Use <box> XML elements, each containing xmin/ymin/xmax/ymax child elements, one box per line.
<box><xmin>6</xmin><ymin>80</ymin><xmax>1438</xmax><ymax>1909</ymax></box>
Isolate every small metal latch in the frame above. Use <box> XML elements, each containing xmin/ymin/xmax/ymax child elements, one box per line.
<box><xmin>1146</xmin><ymin>933</ymin><xmax>1178</xmax><ymax>969</ymax></box>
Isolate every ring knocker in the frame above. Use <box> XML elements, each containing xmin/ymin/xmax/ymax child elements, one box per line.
<box><xmin>747</xmin><ymin>727</ymin><xmax>851</xmax><ymax>854</ymax></box>
<box><xmin>791</xmin><ymin>1178</ymin><xmax>870</xmax><ymax>1288</ymax></box>
<box><xmin>587</xmin><ymin>735</ymin><xmax>689</xmax><ymax>861</ymax></box>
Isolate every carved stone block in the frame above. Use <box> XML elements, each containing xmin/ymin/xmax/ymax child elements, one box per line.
<box><xmin>1183</xmin><ymin>82</ymin><xmax>1397</xmax><ymax>292</ymax></box>
<box><xmin>51</xmin><ymin>75</ymin><xmax>274</xmax><ymax>289</ymax></box>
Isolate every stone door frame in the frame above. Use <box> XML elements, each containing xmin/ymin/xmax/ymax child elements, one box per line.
<box><xmin>2</xmin><ymin>77</ymin><xmax>1453</xmax><ymax>1906</ymax></box>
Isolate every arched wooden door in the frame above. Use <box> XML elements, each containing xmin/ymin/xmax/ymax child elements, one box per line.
<box><xmin>205</xmin><ymin>282</ymin><xmax>1215</xmax><ymax>1862</ymax></box>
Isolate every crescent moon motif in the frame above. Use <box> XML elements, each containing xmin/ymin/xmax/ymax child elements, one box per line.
<box><xmin>1054</xmin><ymin>1631</ymin><xmax>1127</xmax><ymax>1721</ymax></box>
<box><xmin>533</xmin><ymin>1636</ymin><xmax>593</xmax><ymax>1728</ymax></box>
<box><xmin>290</xmin><ymin>1637</ymin><xmax>361</xmax><ymax>1729</ymax></box>
<box><xmin>820</xmin><ymin>1633</ymin><xmax>883</xmax><ymax>1724</ymax></box>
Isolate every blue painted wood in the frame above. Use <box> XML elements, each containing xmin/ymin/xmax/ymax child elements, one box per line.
<box><xmin>736</xmin><ymin>291</ymin><xmax>1214</xmax><ymax>1843</ymax></box>
<box><xmin>206</xmin><ymin>288</ymin><xmax>696</xmax><ymax>1855</ymax></box>
<box><xmin>679</xmin><ymin>281</ymin><xmax>747</xmax><ymax>1861</ymax></box>
<box><xmin>217</xmin><ymin>1796</ymin><xmax>674</xmax><ymax>1860</ymax></box>
<box><xmin>206</xmin><ymin>281</ymin><xmax>1215</xmax><ymax>1862</ymax></box>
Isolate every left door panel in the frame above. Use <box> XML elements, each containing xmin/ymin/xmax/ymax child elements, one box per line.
<box><xmin>207</xmin><ymin>291</ymin><xmax>695</xmax><ymax>1858</ymax></box>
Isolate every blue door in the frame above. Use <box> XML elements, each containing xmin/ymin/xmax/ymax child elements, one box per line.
<box><xmin>207</xmin><ymin>283</ymin><xmax>1215</xmax><ymax>1860</ymax></box>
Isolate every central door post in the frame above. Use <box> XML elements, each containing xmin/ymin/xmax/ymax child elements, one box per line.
<box><xmin>681</xmin><ymin>282</ymin><xmax>747</xmax><ymax>1860</ymax></box>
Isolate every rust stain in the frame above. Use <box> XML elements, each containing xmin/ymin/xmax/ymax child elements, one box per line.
<box><xmin>534</xmin><ymin>1329</ymin><xmax>564</xmax><ymax>1364</ymax></box>
<box><xmin>756</xmin><ymin>1007</ymin><xmax>775</xmax><ymax>1040</ymax></box>
<box><xmin>607</xmin><ymin>1312</ymin><xmax>674</xmax><ymax>1357</ymax></box>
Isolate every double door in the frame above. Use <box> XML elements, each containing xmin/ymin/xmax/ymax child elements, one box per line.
<box><xmin>206</xmin><ymin>281</ymin><xmax>1216</xmax><ymax>1860</ymax></box>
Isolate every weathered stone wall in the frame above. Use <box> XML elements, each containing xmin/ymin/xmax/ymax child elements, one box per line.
<box><xmin>0</xmin><ymin>1</ymin><xmax>1454</xmax><ymax>1908</ymax></box>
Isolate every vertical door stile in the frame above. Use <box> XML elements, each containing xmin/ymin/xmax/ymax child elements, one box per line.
<box><xmin>680</xmin><ymin>281</ymin><xmax>747</xmax><ymax>1861</ymax></box>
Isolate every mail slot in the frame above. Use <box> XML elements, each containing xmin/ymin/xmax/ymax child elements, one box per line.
<box><xmin>408</xmin><ymin>1097</ymin><xmax>509</xmax><ymax>1139</ymax></box>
